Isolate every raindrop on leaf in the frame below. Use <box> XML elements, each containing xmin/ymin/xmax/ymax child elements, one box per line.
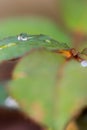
<box><xmin>81</xmin><ymin>60</ymin><xmax>87</xmax><ymax>67</ymax></box>
<box><xmin>17</xmin><ymin>33</ymin><xmax>29</xmax><ymax>41</ymax></box>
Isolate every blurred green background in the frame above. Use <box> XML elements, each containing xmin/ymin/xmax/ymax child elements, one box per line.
<box><xmin>0</xmin><ymin>0</ymin><xmax>87</xmax><ymax>127</ymax></box>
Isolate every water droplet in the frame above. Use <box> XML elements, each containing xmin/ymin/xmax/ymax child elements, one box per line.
<box><xmin>17</xmin><ymin>33</ymin><xmax>29</xmax><ymax>41</ymax></box>
<box><xmin>4</xmin><ymin>96</ymin><xmax>19</xmax><ymax>108</ymax></box>
<box><xmin>81</xmin><ymin>60</ymin><xmax>87</xmax><ymax>67</ymax></box>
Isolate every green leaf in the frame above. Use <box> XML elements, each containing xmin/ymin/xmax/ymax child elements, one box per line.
<box><xmin>8</xmin><ymin>49</ymin><xmax>65</xmax><ymax>129</ymax></box>
<box><xmin>0</xmin><ymin>33</ymin><xmax>70</xmax><ymax>62</ymax></box>
<box><xmin>8</xmin><ymin>51</ymin><xmax>87</xmax><ymax>130</ymax></box>
<box><xmin>56</xmin><ymin>60</ymin><xmax>87</xmax><ymax>130</ymax></box>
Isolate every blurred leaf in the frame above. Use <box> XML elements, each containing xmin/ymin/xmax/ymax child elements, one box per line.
<box><xmin>8</xmin><ymin>49</ymin><xmax>65</xmax><ymax>129</ymax></box>
<box><xmin>56</xmin><ymin>60</ymin><xmax>87</xmax><ymax>130</ymax></box>
<box><xmin>59</xmin><ymin>0</ymin><xmax>87</xmax><ymax>34</ymax></box>
<box><xmin>0</xmin><ymin>33</ymin><xmax>70</xmax><ymax>62</ymax></box>
<box><xmin>8</xmin><ymin>52</ymin><xmax>87</xmax><ymax>130</ymax></box>
<box><xmin>0</xmin><ymin>17</ymin><xmax>71</xmax><ymax>43</ymax></box>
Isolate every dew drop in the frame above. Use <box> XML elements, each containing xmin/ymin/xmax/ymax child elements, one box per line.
<box><xmin>17</xmin><ymin>33</ymin><xmax>29</xmax><ymax>41</ymax></box>
<box><xmin>81</xmin><ymin>60</ymin><xmax>87</xmax><ymax>67</ymax></box>
<box><xmin>4</xmin><ymin>96</ymin><xmax>19</xmax><ymax>108</ymax></box>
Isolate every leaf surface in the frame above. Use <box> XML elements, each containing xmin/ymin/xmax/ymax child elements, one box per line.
<box><xmin>8</xmin><ymin>50</ymin><xmax>65</xmax><ymax>129</ymax></box>
<box><xmin>0</xmin><ymin>33</ymin><xmax>70</xmax><ymax>62</ymax></box>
